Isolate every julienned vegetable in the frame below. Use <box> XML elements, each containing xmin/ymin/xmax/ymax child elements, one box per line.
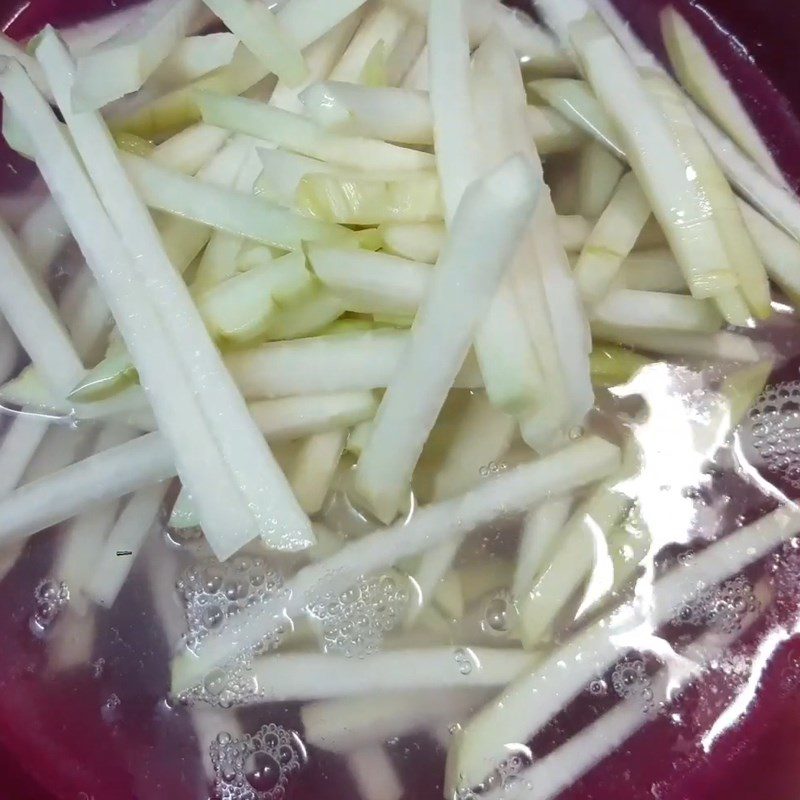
<box><xmin>0</xmin><ymin>0</ymin><xmax>797</xmax><ymax>796</ymax></box>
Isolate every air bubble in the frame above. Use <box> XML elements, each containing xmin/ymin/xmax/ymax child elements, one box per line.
<box><xmin>307</xmin><ymin>572</ymin><xmax>408</xmax><ymax>658</ymax></box>
<box><xmin>482</xmin><ymin>591</ymin><xmax>518</xmax><ymax>637</ymax></box>
<box><xmin>210</xmin><ymin>723</ymin><xmax>305</xmax><ymax>800</ymax></box>
<box><xmin>30</xmin><ymin>579</ymin><xmax>69</xmax><ymax>635</ymax></box>
<box><xmin>589</xmin><ymin>679</ymin><xmax>608</xmax><ymax>697</ymax></box>
<box><xmin>454</xmin><ymin>647</ymin><xmax>476</xmax><ymax>676</ymax></box>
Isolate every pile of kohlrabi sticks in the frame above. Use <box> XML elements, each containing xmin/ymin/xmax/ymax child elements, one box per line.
<box><xmin>0</xmin><ymin>0</ymin><xmax>799</xmax><ymax>795</ymax></box>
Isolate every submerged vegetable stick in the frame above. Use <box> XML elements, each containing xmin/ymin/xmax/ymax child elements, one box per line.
<box><xmin>302</xmin><ymin>688</ymin><xmax>484</xmax><ymax>753</ymax></box>
<box><xmin>593</xmin><ymin>289</ymin><xmax>724</xmax><ymax>334</ymax></box>
<box><xmin>349</xmin><ymin>747</ymin><xmax>403</xmax><ymax>800</ymax></box>
<box><xmin>226</xmin><ymin>330</ymin><xmax>482</xmax><ymax>399</ymax></box>
<box><xmin>452</xmin><ymin>504</ymin><xmax>800</xmax><ymax>791</ymax></box>
<box><xmin>355</xmin><ymin>156</ymin><xmax>541</xmax><ymax>522</ymax></box>
<box><xmin>122</xmin><ymin>152</ymin><xmax>351</xmax><ymax>249</ymax></box>
<box><xmin>518</xmin><ymin>481</ymin><xmax>632</xmax><ymax>648</ymax></box>
<box><xmin>647</xmin><ymin>74</ymin><xmax>770</xmax><ymax>320</ymax></box>
<box><xmin>288</xmin><ymin>430</ymin><xmax>347</xmax><ymax>514</ymax></box>
<box><xmin>72</xmin><ymin>0</ymin><xmax>199</xmax><ymax>110</ymax></box>
<box><xmin>568</xmin><ymin>16</ymin><xmax>739</xmax><ymax>304</ymax></box>
<box><xmin>530</xmin><ymin>78</ymin><xmax>624</xmax><ymax>158</ymax></box>
<box><xmin>150</xmin><ymin>33</ymin><xmax>238</xmax><ymax>89</ymax></box>
<box><xmin>86</xmin><ymin>481</ymin><xmax>169</xmax><ymax>607</ymax></box>
<box><xmin>17</xmin><ymin>198</ymin><xmax>70</xmax><ymax>275</ymax></box>
<box><xmin>0</xmin><ymin>58</ymin><xmax>261</xmax><ymax>561</ymax></box>
<box><xmin>0</xmin><ymin>417</ymin><xmax>50</xmax><ymax>497</ymax></box>
<box><xmin>199</xmin><ymin>92</ymin><xmax>434</xmax><ymax>171</ymax></box>
<box><xmin>150</xmin><ymin>124</ymin><xmax>230</xmax><ymax>175</ymax></box>
<box><xmin>512</xmin><ymin>496</ymin><xmax>573</xmax><ymax>602</ymax></box>
<box><xmin>592</xmin><ymin>324</ymin><xmax>763</xmax><ymax>363</ymax></box>
<box><xmin>0</xmin><ymin>433</ymin><xmax>173</xmax><ymax>548</ymax></box>
<box><xmin>172</xmin><ymin>435</ymin><xmax>621</xmax><ymax>692</ymax></box>
<box><xmin>39</xmin><ymin>33</ymin><xmax>315</xmax><ymax>555</ymax></box>
<box><xmin>577</xmin><ymin>141</ymin><xmax>625</xmax><ymax>219</ymax></box>
<box><xmin>276</xmin><ymin>0</ymin><xmax>371</xmax><ymax>53</ymax></box>
<box><xmin>380</xmin><ymin>221</ymin><xmax>444</xmax><ymax>263</ymax></box>
<box><xmin>200</xmin><ymin>0</ymin><xmax>307</xmax><ymax>87</ymax></box>
<box><xmin>0</xmin><ymin>219</ymin><xmax>85</xmax><ymax>395</ymax></box>
<box><xmin>619</xmin><ymin>249</ymin><xmax>686</xmax><ymax>293</ymax></box>
<box><xmin>249</xmin><ymin>648</ymin><xmax>535</xmax><ymax>702</ymax></box>
<box><xmin>573</xmin><ymin>171</ymin><xmax>651</xmax><ymax>308</ymax></box>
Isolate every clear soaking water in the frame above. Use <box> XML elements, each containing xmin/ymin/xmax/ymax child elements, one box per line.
<box><xmin>1</xmin><ymin>1</ymin><xmax>800</xmax><ymax>800</ymax></box>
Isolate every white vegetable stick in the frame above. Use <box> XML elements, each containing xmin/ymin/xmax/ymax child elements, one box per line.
<box><xmin>257</xmin><ymin>148</ymin><xmax>335</xmax><ymax>204</ymax></box>
<box><xmin>122</xmin><ymin>152</ymin><xmax>351</xmax><ymax>249</ymax></box>
<box><xmin>86</xmin><ymin>481</ymin><xmax>169</xmax><ymax>608</ymax></box>
<box><xmin>172</xmin><ymin>435</ymin><xmax>621</xmax><ymax>691</ymax></box>
<box><xmin>328</xmin><ymin>2</ymin><xmax>409</xmax><ymax>84</ymax></box>
<box><xmin>200</xmin><ymin>0</ymin><xmax>307</xmax><ymax>87</ymax></box>
<box><xmin>386</xmin><ymin>19</ymin><xmax>426</xmax><ymax>85</ymax></box>
<box><xmin>574</xmin><ymin>171</ymin><xmax>651</xmax><ymax>308</ymax></box>
<box><xmin>402</xmin><ymin>46</ymin><xmax>428</xmax><ymax>90</ymax></box>
<box><xmin>529</xmin><ymin>78</ymin><xmax>624</xmax><ymax>158</ymax></box>
<box><xmin>17</xmin><ymin>198</ymin><xmax>70</xmax><ymax>275</ymax></box>
<box><xmin>512</xmin><ymin>496</ymin><xmax>573</xmax><ymax>602</ymax></box>
<box><xmin>0</xmin><ymin>416</ymin><xmax>50</xmax><ymax>498</ymax></box>
<box><xmin>51</xmin><ymin>425</ymin><xmax>135</xmax><ymax>612</ymax></box>
<box><xmin>276</xmin><ymin>0</ymin><xmax>371</xmax><ymax>53</ymax></box>
<box><xmin>150</xmin><ymin>33</ymin><xmax>239</xmax><ymax>89</ymax></box>
<box><xmin>380</xmin><ymin>221</ymin><xmax>444</xmax><ymax>263</ymax></box>
<box><xmin>265</xmin><ymin>289</ymin><xmax>348</xmax><ymax>340</ymax></box>
<box><xmin>72</xmin><ymin>0</ymin><xmax>200</xmax><ymax>110</ymax></box>
<box><xmin>0</xmin><ymin>432</ymin><xmax>173</xmax><ymax>548</ymax></box>
<box><xmin>453</xmin><ymin>504</ymin><xmax>800</xmax><ymax>791</ymax></box>
<box><xmin>270</xmin><ymin>11</ymin><xmax>364</xmax><ymax>114</ymax></box>
<box><xmin>568</xmin><ymin>16</ymin><xmax>739</xmax><ymax>304</ymax></box>
<box><xmin>478</xmin><ymin>34</ymin><xmax>594</xmax><ymax>432</ymax></box>
<box><xmin>168</xmin><ymin>487</ymin><xmax>198</xmax><ymax>530</ymax></box>
<box><xmin>47</xmin><ymin>608</ymin><xmax>97</xmax><ymax>673</ymax></box>
<box><xmin>739</xmin><ymin>200</ymin><xmax>800</xmax><ymax>305</ymax></box>
<box><xmin>389</xmin><ymin>0</ymin><xmax>571</xmax><ymax>68</ymax></box>
<box><xmin>41</xmin><ymin>36</ymin><xmax>316</xmax><ymax>556</ymax></box>
<box><xmin>348</xmin><ymin>747</ymin><xmax>403</xmax><ymax>800</ymax></box>
<box><xmin>427</xmin><ymin>0</ymin><xmax>479</xmax><ymax>222</ymax></box>
<box><xmin>647</xmin><ymin>73</ymin><xmax>769</xmax><ymax>321</ymax></box>
<box><xmin>528</xmin><ymin>105</ymin><xmax>584</xmax><ymax>155</ymax></box>
<box><xmin>577</xmin><ymin>141</ymin><xmax>626</xmax><ymax>218</ymax></box>
<box><xmin>355</xmin><ymin>156</ymin><xmax>541</xmax><ymax>521</ymax></box>
<box><xmin>192</xmin><ymin>231</ymin><xmax>245</xmax><ymax>292</ymax></box>
<box><xmin>302</xmin><ymin>688</ymin><xmax>484</xmax><ymax>753</ymax></box>
<box><xmin>308</xmin><ymin>246</ymin><xmax>430</xmax><ymax>316</ymax></box>
<box><xmin>250</xmin><ymin>648</ymin><xmax>535</xmax><ymax>701</ymax></box>
<box><xmin>199</xmin><ymin>92</ymin><xmax>435</xmax><ymax>171</ymax></box>
<box><xmin>0</xmin><ymin>220</ymin><xmax>85</xmax><ymax>395</ymax></box>
<box><xmin>226</xmin><ymin>330</ymin><xmax>480</xmax><ymax>398</ymax></box>
<box><xmin>558</xmin><ymin>214</ymin><xmax>593</xmax><ymax>252</ymax></box>
<box><xmin>304</xmin><ymin>82</ymin><xmax>431</xmax><ymax>144</ymax></box>
<box><xmin>5</xmin><ymin>56</ymin><xmax>262</xmax><ymax>560</ymax></box>
<box><xmin>619</xmin><ymin>249</ymin><xmax>686</xmax><ymax>293</ymax></box>
<box><xmin>593</xmin><ymin>289</ymin><xmax>724</xmax><ymax>334</ymax></box>
<box><xmin>59</xmin><ymin>272</ymin><xmax>111</xmax><ymax>366</ymax></box>
<box><xmin>150</xmin><ymin>124</ymin><xmax>230</xmax><ymax>175</ymax></box>
<box><xmin>288</xmin><ymin>430</ymin><xmax>347</xmax><ymax>514</ymax></box>
<box><xmin>592</xmin><ymin>324</ymin><xmax>763</xmax><ymax>363</ymax></box>
<box><xmin>518</xmin><ymin>481</ymin><xmax>632</xmax><ymax>648</ymax></box>
<box><xmin>0</xmin><ymin>34</ymin><xmax>51</xmax><ymax>99</ymax></box>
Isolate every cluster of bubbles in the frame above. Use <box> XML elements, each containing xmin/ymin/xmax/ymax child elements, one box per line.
<box><xmin>479</xmin><ymin>461</ymin><xmax>508</xmax><ymax>479</ymax></box>
<box><xmin>307</xmin><ymin>572</ymin><xmax>408</xmax><ymax>658</ymax></box>
<box><xmin>210</xmin><ymin>724</ymin><xmax>305</xmax><ymax>800</ymax></box>
<box><xmin>177</xmin><ymin>555</ymin><xmax>286</xmax><ymax>654</ymax></box>
<box><xmin>741</xmin><ymin>382</ymin><xmax>800</xmax><ymax>488</ymax></box>
<box><xmin>673</xmin><ymin>575</ymin><xmax>760</xmax><ymax>635</ymax></box>
<box><xmin>30</xmin><ymin>579</ymin><xmax>69</xmax><ymax>635</ymax></box>
<box><xmin>611</xmin><ymin>658</ymin><xmax>654</xmax><ymax>711</ymax></box>
<box><xmin>772</xmin><ymin>539</ymin><xmax>800</xmax><ymax>598</ymax></box>
<box><xmin>180</xmin><ymin>653</ymin><xmax>261</xmax><ymax>709</ymax></box>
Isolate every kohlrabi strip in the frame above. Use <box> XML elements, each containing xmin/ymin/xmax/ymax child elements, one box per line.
<box><xmin>275</xmin><ymin>0</ymin><xmax>371</xmax><ymax>52</ymax></box>
<box><xmin>0</xmin><ymin>58</ymin><xmax>262</xmax><ymax>560</ymax></box>
<box><xmin>171</xmin><ymin>435</ymin><xmax>621</xmax><ymax>693</ymax></box>
<box><xmin>17</xmin><ymin>198</ymin><xmax>70</xmax><ymax>275</ymax></box>
<box><xmin>452</xmin><ymin>504</ymin><xmax>800</xmax><ymax>792</ymax></box>
<box><xmin>72</xmin><ymin>0</ymin><xmax>199</xmax><ymax>110</ymax></box>
<box><xmin>573</xmin><ymin>171</ymin><xmax>651</xmax><ymax>308</ymax></box>
<box><xmin>150</xmin><ymin>124</ymin><xmax>230</xmax><ymax>175</ymax></box>
<box><xmin>288</xmin><ymin>430</ymin><xmax>348</xmax><ymax>514</ymax></box>
<box><xmin>348</xmin><ymin>747</ymin><xmax>403</xmax><ymax>800</ymax></box>
<box><xmin>593</xmin><ymin>289</ymin><xmax>724</xmax><ymax>334</ymax></box>
<box><xmin>619</xmin><ymin>249</ymin><xmax>687</xmax><ymax>293</ymax></box>
<box><xmin>0</xmin><ymin>218</ymin><xmax>86</xmax><ymax>396</ymax></box>
<box><xmin>121</xmin><ymin>152</ymin><xmax>353</xmax><ymax>249</ymax></box>
<box><xmin>577</xmin><ymin>141</ymin><xmax>626</xmax><ymax>218</ymax></box>
<box><xmin>200</xmin><ymin>0</ymin><xmax>307</xmax><ymax>86</ymax></box>
<box><xmin>40</xmin><ymin>35</ymin><xmax>316</xmax><ymax>554</ymax></box>
<box><xmin>199</xmin><ymin>92</ymin><xmax>435</xmax><ymax>170</ymax></box>
<box><xmin>0</xmin><ymin>417</ymin><xmax>50</xmax><ymax>498</ymax></box>
<box><xmin>150</xmin><ymin>32</ymin><xmax>238</xmax><ymax>89</ymax></box>
<box><xmin>354</xmin><ymin>155</ymin><xmax>541</xmax><ymax>522</ymax></box>
<box><xmin>248</xmin><ymin>648</ymin><xmax>536</xmax><ymax>702</ymax></box>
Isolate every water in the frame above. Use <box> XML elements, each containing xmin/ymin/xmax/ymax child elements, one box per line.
<box><xmin>1</xmin><ymin>2</ymin><xmax>800</xmax><ymax>799</ymax></box>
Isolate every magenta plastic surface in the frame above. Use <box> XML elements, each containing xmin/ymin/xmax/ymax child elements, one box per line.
<box><xmin>1</xmin><ymin>2</ymin><xmax>800</xmax><ymax>800</ymax></box>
